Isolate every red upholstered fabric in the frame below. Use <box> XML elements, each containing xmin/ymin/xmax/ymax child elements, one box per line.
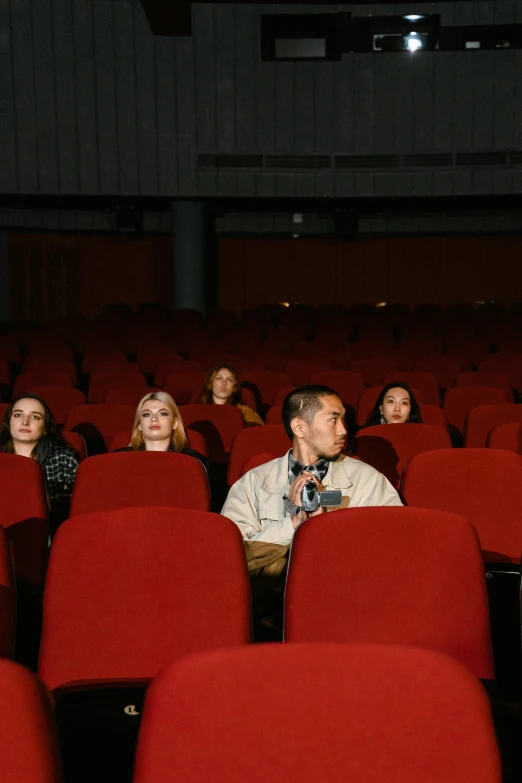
<box><xmin>82</xmin><ymin>352</ymin><xmax>128</xmax><ymax>374</ymax></box>
<box><xmin>414</xmin><ymin>356</ymin><xmax>462</xmax><ymax>390</ymax></box>
<box><xmin>21</xmin><ymin>386</ymin><xmax>86</xmax><ymax>425</ymax></box>
<box><xmin>285</xmin><ymin>358</ymin><xmax>332</xmax><ymax>385</ymax></box>
<box><xmin>464</xmin><ymin>404</ymin><xmax>522</xmax><ymax>448</ymax></box>
<box><xmin>38</xmin><ymin>508</ymin><xmax>250</xmax><ymax>692</ymax></box>
<box><xmin>62</xmin><ymin>431</ymin><xmax>86</xmax><ymax>460</ymax></box>
<box><xmin>164</xmin><ymin>372</ymin><xmax>206</xmax><ymax>405</ymax></box>
<box><xmin>133</xmin><ymin>644</ymin><xmax>501</xmax><ymax>783</ymax></box>
<box><xmin>88</xmin><ymin>369</ymin><xmax>146</xmax><ymax>404</ymax></box>
<box><xmin>0</xmin><ymin>454</ymin><xmax>48</xmax><ymax>586</ymax></box>
<box><xmin>356</xmin><ymin>385</ymin><xmax>425</xmax><ymax>426</ymax></box>
<box><xmin>64</xmin><ymin>404</ymin><xmax>135</xmax><ymax>450</ymax></box>
<box><xmin>0</xmin><ymin>526</ymin><xmax>15</xmax><ymax>658</ymax></box>
<box><xmin>455</xmin><ymin>371</ymin><xmax>513</xmax><ymax>401</ymax></box>
<box><xmin>354</xmin><ymin>423</ymin><xmax>452</xmax><ymax>488</ymax></box>
<box><xmin>418</xmin><ymin>404</ymin><xmax>448</xmax><ymax>429</ymax></box>
<box><xmin>285</xmin><ymin>508</ymin><xmax>494</xmax><ymax>679</ymax></box>
<box><xmin>487</xmin><ymin>421</ymin><xmax>522</xmax><ymax>453</ymax></box>
<box><xmin>13</xmin><ymin>372</ymin><xmax>71</xmax><ymax>398</ymax></box>
<box><xmin>401</xmin><ymin>448</ymin><xmax>522</xmax><ymax>563</ymax></box>
<box><xmin>107</xmin><ymin>428</ymin><xmax>209</xmax><ymax>458</ymax></box>
<box><xmin>177</xmin><ymin>405</ymin><xmax>245</xmax><ymax>463</ymax></box>
<box><xmin>0</xmin><ymin>660</ymin><xmax>61</xmax><ymax>782</ymax></box>
<box><xmin>265</xmin><ymin>405</ymin><xmax>283</xmax><ymax>425</ymax></box>
<box><xmin>309</xmin><ymin>370</ymin><xmax>365</xmax><ymax>409</ymax></box>
<box><xmin>382</xmin><ymin>371</ymin><xmax>440</xmax><ymax>405</ymax></box>
<box><xmin>23</xmin><ymin>359</ymin><xmax>77</xmax><ymax>383</ymax></box>
<box><xmin>70</xmin><ymin>452</ymin><xmax>210</xmax><ymax>516</ymax></box>
<box><xmin>479</xmin><ymin>356</ymin><xmax>522</xmax><ymax>393</ymax></box>
<box><xmin>105</xmin><ymin>386</ymin><xmax>158</xmax><ymax>407</ymax></box>
<box><xmin>443</xmin><ymin>387</ymin><xmax>508</xmax><ymax>436</ymax></box>
<box><xmin>241</xmin><ymin>372</ymin><xmax>292</xmax><ymax>406</ymax></box>
<box><xmin>155</xmin><ymin>360</ymin><xmax>204</xmax><ymax>387</ymax></box>
<box><xmin>350</xmin><ymin>358</ymin><xmax>398</xmax><ymax>387</ymax></box>
<box><xmin>227</xmin><ymin>425</ymin><xmax>290</xmax><ymax>485</ymax></box>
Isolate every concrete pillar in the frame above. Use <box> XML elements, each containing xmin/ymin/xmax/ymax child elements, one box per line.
<box><xmin>171</xmin><ymin>201</ymin><xmax>208</xmax><ymax>314</ymax></box>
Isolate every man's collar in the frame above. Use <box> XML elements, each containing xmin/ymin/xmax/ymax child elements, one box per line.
<box><xmin>262</xmin><ymin>450</ymin><xmax>354</xmax><ymax>494</ymax></box>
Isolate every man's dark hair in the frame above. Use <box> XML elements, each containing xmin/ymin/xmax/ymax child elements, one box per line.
<box><xmin>281</xmin><ymin>385</ymin><xmax>339</xmax><ymax>440</ymax></box>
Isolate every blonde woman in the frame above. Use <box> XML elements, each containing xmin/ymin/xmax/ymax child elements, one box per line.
<box><xmin>118</xmin><ymin>391</ymin><xmax>208</xmax><ymax>470</ymax></box>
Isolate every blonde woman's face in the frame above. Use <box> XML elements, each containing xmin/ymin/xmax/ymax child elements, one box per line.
<box><xmin>138</xmin><ymin>399</ymin><xmax>178</xmax><ymax>443</ymax></box>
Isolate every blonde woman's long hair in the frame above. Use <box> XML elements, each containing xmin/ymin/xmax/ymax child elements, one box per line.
<box><xmin>130</xmin><ymin>391</ymin><xmax>188</xmax><ymax>451</ymax></box>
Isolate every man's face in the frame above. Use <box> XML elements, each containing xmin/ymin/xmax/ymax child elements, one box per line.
<box><xmin>302</xmin><ymin>395</ymin><xmax>347</xmax><ymax>460</ymax></box>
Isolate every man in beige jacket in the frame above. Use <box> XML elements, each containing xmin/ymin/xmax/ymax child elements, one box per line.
<box><xmin>222</xmin><ymin>385</ymin><xmax>402</xmax><ymax>552</ymax></box>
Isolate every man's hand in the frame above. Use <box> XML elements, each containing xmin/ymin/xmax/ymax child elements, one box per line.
<box><xmin>287</xmin><ymin>471</ymin><xmax>325</xmax><ymax>528</ymax></box>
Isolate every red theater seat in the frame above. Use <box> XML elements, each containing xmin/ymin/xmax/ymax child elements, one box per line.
<box><xmin>0</xmin><ymin>660</ymin><xmax>61</xmax><ymax>783</ymax></box>
<box><xmin>227</xmin><ymin>425</ymin><xmax>290</xmax><ymax>485</ymax></box>
<box><xmin>443</xmin><ymin>387</ymin><xmax>508</xmax><ymax>437</ymax></box>
<box><xmin>487</xmin><ymin>421</ymin><xmax>522</xmax><ymax>453</ymax></box>
<box><xmin>70</xmin><ymin>452</ymin><xmax>210</xmax><ymax>516</ymax></box>
<box><xmin>464</xmin><ymin>404</ymin><xmax>522</xmax><ymax>448</ymax></box>
<box><xmin>0</xmin><ymin>454</ymin><xmax>48</xmax><ymax>587</ymax></box>
<box><xmin>285</xmin><ymin>508</ymin><xmax>493</xmax><ymax>679</ymax></box>
<box><xmin>22</xmin><ymin>386</ymin><xmax>86</xmax><ymax>425</ymax></box>
<box><xmin>310</xmin><ymin>370</ymin><xmax>365</xmax><ymax>409</ymax></box>
<box><xmin>133</xmin><ymin>644</ymin><xmax>501</xmax><ymax>783</ymax></box>
<box><xmin>64</xmin><ymin>404</ymin><xmax>135</xmax><ymax>454</ymax></box>
<box><xmin>178</xmin><ymin>405</ymin><xmax>245</xmax><ymax>463</ymax></box>
<box><xmin>354</xmin><ymin>423</ymin><xmax>452</xmax><ymax>488</ymax></box>
<box><xmin>401</xmin><ymin>448</ymin><xmax>522</xmax><ymax>563</ymax></box>
<box><xmin>455</xmin><ymin>371</ymin><xmax>513</xmax><ymax>401</ymax></box>
<box><xmin>13</xmin><ymin>371</ymin><xmax>71</xmax><ymax>397</ymax></box>
<box><xmin>382</xmin><ymin>371</ymin><xmax>440</xmax><ymax>405</ymax></box>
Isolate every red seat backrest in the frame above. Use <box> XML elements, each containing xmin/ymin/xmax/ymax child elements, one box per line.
<box><xmin>0</xmin><ymin>454</ymin><xmax>48</xmax><ymax>586</ymax></box>
<box><xmin>227</xmin><ymin>425</ymin><xmax>290</xmax><ymax>485</ymax></box>
<box><xmin>309</xmin><ymin>370</ymin><xmax>365</xmax><ymax>409</ymax></box>
<box><xmin>38</xmin><ymin>508</ymin><xmax>250</xmax><ymax>692</ymax></box>
<box><xmin>178</xmin><ymin>405</ymin><xmax>245</xmax><ymax>463</ymax></box>
<box><xmin>70</xmin><ymin>452</ymin><xmax>210</xmax><ymax>516</ymax></box>
<box><xmin>354</xmin><ymin>423</ymin><xmax>452</xmax><ymax>488</ymax></box>
<box><xmin>487</xmin><ymin>421</ymin><xmax>522</xmax><ymax>453</ymax></box>
<box><xmin>13</xmin><ymin>372</ymin><xmax>72</xmax><ymax>397</ymax></box>
<box><xmin>464</xmin><ymin>404</ymin><xmax>522</xmax><ymax>448</ymax></box>
<box><xmin>401</xmin><ymin>448</ymin><xmax>522</xmax><ymax>563</ymax></box>
<box><xmin>0</xmin><ymin>659</ymin><xmax>62</xmax><ymax>782</ymax></box>
<box><xmin>455</xmin><ymin>372</ymin><xmax>513</xmax><ymax>401</ymax></box>
<box><xmin>22</xmin><ymin>386</ymin><xmax>86</xmax><ymax>425</ymax></box>
<box><xmin>285</xmin><ymin>507</ymin><xmax>493</xmax><ymax>679</ymax></box>
<box><xmin>132</xmin><ymin>643</ymin><xmax>501</xmax><ymax>783</ymax></box>
<box><xmin>443</xmin><ymin>387</ymin><xmax>508</xmax><ymax>436</ymax></box>
<box><xmin>64</xmin><ymin>404</ymin><xmax>135</xmax><ymax>453</ymax></box>
<box><xmin>382</xmin><ymin>371</ymin><xmax>440</xmax><ymax>405</ymax></box>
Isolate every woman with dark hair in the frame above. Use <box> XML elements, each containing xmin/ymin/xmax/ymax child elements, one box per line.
<box><xmin>198</xmin><ymin>364</ymin><xmax>263</xmax><ymax>426</ymax></box>
<box><xmin>0</xmin><ymin>393</ymin><xmax>80</xmax><ymax>528</ymax></box>
<box><xmin>363</xmin><ymin>382</ymin><xmax>423</xmax><ymax>428</ymax></box>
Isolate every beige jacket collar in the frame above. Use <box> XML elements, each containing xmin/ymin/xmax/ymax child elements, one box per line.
<box><xmin>262</xmin><ymin>450</ymin><xmax>354</xmax><ymax>494</ymax></box>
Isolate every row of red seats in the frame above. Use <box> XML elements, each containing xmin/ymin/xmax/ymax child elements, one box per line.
<box><xmin>0</xmin><ymin>642</ymin><xmax>501</xmax><ymax>783</ymax></box>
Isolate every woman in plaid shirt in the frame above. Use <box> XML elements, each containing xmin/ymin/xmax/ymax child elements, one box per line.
<box><xmin>0</xmin><ymin>393</ymin><xmax>80</xmax><ymax>530</ymax></box>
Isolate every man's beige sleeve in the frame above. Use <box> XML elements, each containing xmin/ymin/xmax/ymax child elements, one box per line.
<box><xmin>221</xmin><ymin>475</ymin><xmax>295</xmax><ymax>545</ymax></box>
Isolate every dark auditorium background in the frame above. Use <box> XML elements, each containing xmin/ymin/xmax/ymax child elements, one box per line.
<box><xmin>2</xmin><ymin>0</ymin><xmax>522</xmax><ymax>317</ymax></box>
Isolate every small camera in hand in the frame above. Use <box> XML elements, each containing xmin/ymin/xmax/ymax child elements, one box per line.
<box><xmin>301</xmin><ymin>480</ymin><xmax>342</xmax><ymax>513</ymax></box>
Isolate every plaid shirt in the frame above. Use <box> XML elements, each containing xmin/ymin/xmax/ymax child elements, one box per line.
<box><xmin>42</xmin><ymin>445</ymin><xmax>80</xmax><ymax>503</ymax></box>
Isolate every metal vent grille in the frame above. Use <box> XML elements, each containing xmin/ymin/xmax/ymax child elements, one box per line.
<box><xmin>335</xmin><ymin>154</ymin><xmax>400</xmax><ymax>169</ymax></box>
<box><xmin>197</xmin><ymin>154</ymin><xmax>263</xmax><ymax>169</ymax></box>
<box><xmin>403</xmin><ymin>153</ymin><xmax>453</xmax><ymax>167</ymax></box>
<box><xmin>455</xmin><ymin>152</ymin><xmax>507</xmax><ymax>166</ymax></box>
<box><xmin>265</xmin><ymin>155</ymin><xmax>331</xmax><ymax>169</ymax></box>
